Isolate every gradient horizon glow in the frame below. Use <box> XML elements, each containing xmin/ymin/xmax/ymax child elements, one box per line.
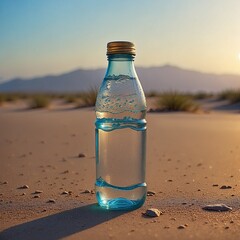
<box><xmin>0</xmin><ymin>0</ymin><xmax>240</xmax><ymax>81</ymax></box>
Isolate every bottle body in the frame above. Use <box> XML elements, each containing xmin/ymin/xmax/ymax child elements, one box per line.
<box><xmin>95</xmin><ymin>48</ymin><xmax>147</xmax><ymax>210</ymax></box>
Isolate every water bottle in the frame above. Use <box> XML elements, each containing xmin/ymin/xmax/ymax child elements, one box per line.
<box><xmin>95</xmin><ymin>41</ymin><xmax>147</xmax><ymax>210</ymax></box>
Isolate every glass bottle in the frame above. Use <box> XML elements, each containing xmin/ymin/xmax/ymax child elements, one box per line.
<box><xmin>95</xmin><ymin>41</ymin><xmax>147</xmax><ymax>210</ymax></box>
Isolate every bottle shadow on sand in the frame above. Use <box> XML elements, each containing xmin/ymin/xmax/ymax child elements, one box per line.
<box><xmin>0</xmin><ymin>203</ymin><xmax>128</xmax><ymax>240</ymax></box>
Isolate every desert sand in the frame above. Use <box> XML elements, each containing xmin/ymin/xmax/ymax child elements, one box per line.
<box><xmin>0</xmin><ymin>100</ymin><xmax>240</xmax><ymax>240</ymax></box>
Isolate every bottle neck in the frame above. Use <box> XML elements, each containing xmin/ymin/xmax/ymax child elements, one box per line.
<box><xmin>105</xmin><ymin>54</ymin><xmax>136</xmax><ymax>77</ymax></box>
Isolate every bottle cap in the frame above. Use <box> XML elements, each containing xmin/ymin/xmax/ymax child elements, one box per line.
<box><xmin>107</xmin><ymin>41</ymin><xmax>136</xmax><ymax>55</ymax></box>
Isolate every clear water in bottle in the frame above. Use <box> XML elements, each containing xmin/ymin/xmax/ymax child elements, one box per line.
<box><xmin>95</xmin><ymin>115</ymin><xmax>146</xmax><ymax>210</ymax></box>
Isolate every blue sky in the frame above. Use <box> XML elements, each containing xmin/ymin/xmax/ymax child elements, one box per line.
<box><xmin>0</xmin><ymin>0</ymin><xmax>240</xmax><ymax>81</ymax></box>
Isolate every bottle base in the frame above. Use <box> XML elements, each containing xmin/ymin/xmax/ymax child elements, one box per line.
<box><xmin>96</xmin><ymin>192</ymin><xmax>146</xmax><ymax>210</ymax></box>
<box><xmin>95</xmin><ymin>178</ymin><xmax>147</xmax><ymax>210</ymax></box>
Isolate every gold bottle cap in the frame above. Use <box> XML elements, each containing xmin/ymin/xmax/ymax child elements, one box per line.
<box><xmin>107</xmin><ymin>41</ymin><xmax>136</xmax><ymax>55</ymax></box>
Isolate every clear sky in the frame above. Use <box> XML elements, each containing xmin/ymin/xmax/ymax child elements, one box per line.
<box><xmin>0</xmin><ymin>0</ymin><xmax>240</xmax><ymax>81</ymax></box>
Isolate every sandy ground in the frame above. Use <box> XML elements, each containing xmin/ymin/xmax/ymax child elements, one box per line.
<box><xmin>0</xmin><ymin>100</ymin><xmax>240</xmax><ymax>240</ymax></box>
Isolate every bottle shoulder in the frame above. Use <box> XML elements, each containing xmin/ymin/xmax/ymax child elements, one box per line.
<box><xmin>95</xmin><ymin>74</ymin><xmax>146</xmax><ymax>116</ymax></box>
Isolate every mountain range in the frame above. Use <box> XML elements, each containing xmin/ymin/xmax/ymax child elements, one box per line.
<box><xmin>0</xmin><ymin>65</ymin><xmax>240</xmax><ymax>93</ymax></box>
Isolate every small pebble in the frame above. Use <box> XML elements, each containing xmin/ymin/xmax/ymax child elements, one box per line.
<box><xmin>167</xmin><ymin>179</ymin><xmax>173</xmax><ymax>182</ymax></box>
<box><xmin>21</xmin><ymin>193</ymin><xmax>26</xmax><ymax>196</ymax></box>
<box><xmin>202</xmin><ymin>203</ymin><xmax>232</xmax><ymax>212</ymax></box>
<box><xmin>3</xmin><ymin>181</ymin><xmax>8</xmax><ymax>184</ymax></box>
<box><xmin>212</xmin><ymin>184</ymin><xmax>219</xmax><ymax>187</ymax></box>
<box><xmin>33</xmin><ymin>195</ymin><xmax>40</xmax><ymax>198</ymax></box>
<box><xmin>82</xmin><ymin>189</ymin><xmax>91</xmax><ymax>194</ymax></box>
<box><xmin>33</xmin><ymin>190</ymin><xmax>43</xmax><ymax>194</ymax></box>
<box><xmin>61</xmin><ymin>191</ymin><xmax>69</xmax><ymax>195</ymax></box>
<box><xmin>230</xmin><ymin>220</ymin><xmax>234</xmax><ymax>224</ymax></box>
<box><xmin>143</xmin><ymin>208</ymin><xmax>162</xmax><ymax>217</ymax></box>
<box><xmin>225</xmin><ymin>226</ymin><xmax>229</xmax><ymax>229</ymax></box>
<box><xmin>47</xmin><ymin>199</ymin><xmax>56</xmax><ymax>203</ymax></box>
<box><xmin>220</xmin><ymin>185</ymin><xmax>232</xmax><ymax>189</ymax></box>
<box><xmin>62</xmin><ymin>170</ymin><xmax>69</xmax><ymax>174</ymax></box>
<box><xmin>147</xmin><ymin>190</ymin><xmax>156</xmax><ymax>196</ymax></box>
<box><xmin>78</xmin><ymin>153</ymin><xmax>86</xmax><ymax>158</ymax></box>
<box><xmin>151</xmin><ymin>220</ymin><xmax>157</xmax><ymax>223</ymax></box>
<box><xmin>91</xmin><ymin>190</ymin><xmax>95</xmax><ymax>194</ymax></box>
<box><xmin>178</xmin><ymin>225</ymin><xmax>187</xmax><ymax>229</ymax></box>
<box><xmin>18</xmin><ymin>185</ymin><xmax>29</xmax><ymax>189</ymax></box>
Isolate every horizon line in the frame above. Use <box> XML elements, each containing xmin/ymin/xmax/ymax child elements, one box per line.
<box><xmin>1</xmin><ymin>63</ymin><xmax>240</xmax><ymax>84</ymax></box>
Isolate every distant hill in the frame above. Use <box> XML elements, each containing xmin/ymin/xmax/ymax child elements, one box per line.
<box><xmin>0</xmin><ymin>65</ymin><xmax>240</xmax><ymax>93</ymax></box>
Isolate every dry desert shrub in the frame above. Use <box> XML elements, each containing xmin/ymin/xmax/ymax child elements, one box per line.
<box><xmin>157</xmin><ymin>92</ymin><xmax>199</xmax><ymax>112</ymax></box>
<box><xmin>218</xmin><ymin>90</ymin><xmax>240</xmax><ymax>104</ymax></box>
<box><xmin>29</xmin><ymin>94</ymin><xmax>51</xmax><ymax>109</ymax></box>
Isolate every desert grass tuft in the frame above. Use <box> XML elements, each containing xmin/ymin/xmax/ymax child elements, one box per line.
<box><xmin>192</xmin><ymin>92</ymin><xmax>213</xmax><ymax>100</ymax></box>
<box><xmin>228</xmin><ymin>91</ymin><xmax>240</xmax><ymax>104</ymax></box>
<box><xmin>146</xmin><ymin>91</ymin><xmax>160</xmax><ymax>97</ymax></box>
<box><xmin>157</xmin><ymin>92</ymin><xmax>199</xmax><ymax>112</ymax></box>
<box><xmin>218</xmin><ymin>90</ymin><xmax>240</xmax><ymax>104</ymax></box>
<box><xmin>218</xmin><ymin>90</ymin><xmax>235</xmax><ymax>101</ymax></box>
<box><xmin>63</xmin><ymin>94</ymin><xmax>80</xmax><ymax>104</ymax></box>
<box><xmin>29</xmin><ymin>95</ymin><xmax>51</xmax><ymax>109</ymax></box>
<box><xmin>0</xmin><ymin>94</ymin><xmax>5</xmax><ymax>106</ymax></box>
<box><xmin>77</xmin><ymin>87</ymin><xmax>98</xmax><ymax>107</ymax></box>
<box><xmin>0</xmin><ymin>93</ymin><xmax>21</xmax><ymax>102</ymax></box>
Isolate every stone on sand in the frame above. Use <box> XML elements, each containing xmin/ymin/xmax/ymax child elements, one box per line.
<box><xmin>61</xmin><ymin>191</ymin><xmax>69</xmax><ymax>195</ymax></box>
<box><xmin>220</xmin><ymin>185</ymin><xmax>232</xmax><ymax>189</ymax></box>
<box><xmin>33</xmin><ymin>190</ymin><xmax>43</xmax><ymax>194</ymax></box>
<box><xmin>78</xmin><ymin>153</ymin><xmax>86</xmax><ymax>158</ymax></box>
<box><xmin>143</xmin><ymin>208</ymin><xmax>162</xmax><ymax>217</ymax></box>
<box><xmin>18</xmin><ymin>185</ymin><xmax>29</xmax><ymax>189</ymax></box>
<box><xmin>82</xmin><ymin>189</ymin><xmax>91</xmax><ymax>194</ymax></box>
<box><xmin>178</xmin><ymin>225</ymin><xmax>187</xmax><ymax>229</ymax></box>
<box><xmin>147</xmin><ymin>190</ymin><xmax>156</xmax><ymax>196</ymax></box>
<box><xmin>202</xmin><ymin>203</ymin><xmax>232</xmax><ymax>212</ymax></box>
